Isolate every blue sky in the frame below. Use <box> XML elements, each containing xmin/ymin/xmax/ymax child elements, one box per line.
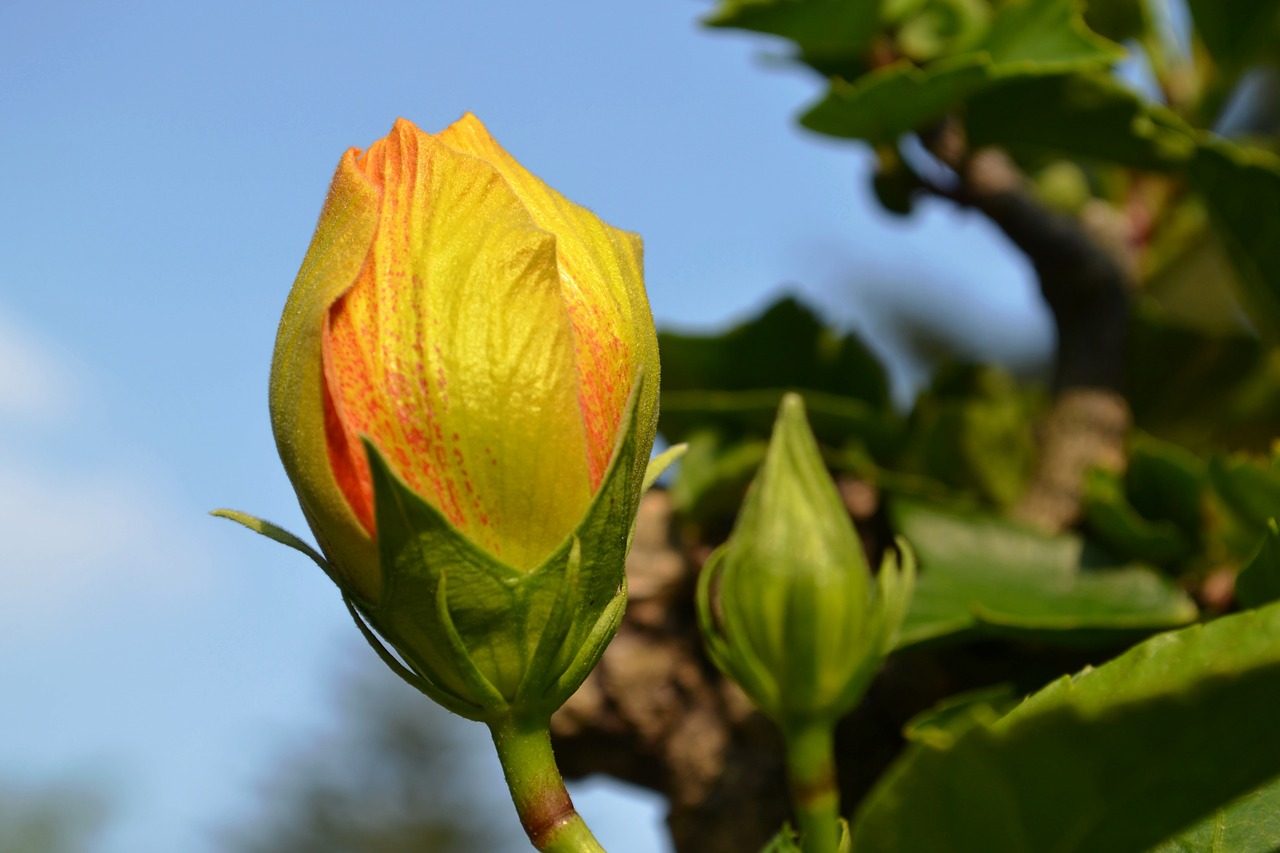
<box><xmin>0</xmin><ymin>2</ymin><xmax>1043</xmax><ymax>850</ymax></box>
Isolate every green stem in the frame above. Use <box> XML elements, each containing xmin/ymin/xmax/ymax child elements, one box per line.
<box><xmin>784</xmin><ymin>722</ymin><xmax>840</xmax><ymax>853</ymax></box>
<box><xmin>489</xmin><ymin>715</ymin><xmax>607</xmax><ymax>853</ymax></box>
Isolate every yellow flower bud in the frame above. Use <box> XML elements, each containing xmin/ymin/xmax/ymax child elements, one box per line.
<box><xmin>220</xmin><ymin>116</ymin><xmax>662</xmax><ymax>720</ymax></box>
<box><xmin>269</xmin><ymin>115</ymin><xmax>659</xmax><ymax>604</ymax></box>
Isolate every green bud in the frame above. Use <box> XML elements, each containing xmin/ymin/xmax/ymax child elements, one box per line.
<box><xmin>697</xmin><ymin>394</ymin><xmax>915</xmax><ymax>728</ymax></box>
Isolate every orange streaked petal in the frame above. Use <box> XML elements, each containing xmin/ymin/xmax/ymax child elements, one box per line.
<box><xmin>322</xmin><ymin>119</ymin><xmax>595</xmax><ymax>571</ymax></box>
<box><xmin>438</xmin><ymin>114</ymin><xmax>660</xmax><ymax>490</ymax></box>
<box><xmin>270</xmin><ymin>146</ymin><xmax>383</xmax><ymax>602</ymax></box>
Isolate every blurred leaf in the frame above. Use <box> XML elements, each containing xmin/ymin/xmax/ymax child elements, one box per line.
<box><xmin>898</xmin><ymin>364</ymin><xmax>1037</xmax><ymax>507</ymax></box>
<box><xmin>850</xmin><ymin>601</ymin><xmax>1280</xmax><ymax>851</ymax></box>
<box><xmin>1082</xmin><ymin>0</ymin><xmax>1148</xmax><ymax>41</ymax></box>
<box><xmin>1186</xmin><ymin>0</ymin><xmax>1280</xmax><ymax>74</ymax></box>
<box><xmin>893</xmin><ymin>0</ymin><xmax>991</xmax><ymax>63</ymax></box>
<box><xmin>893</xmin><ymin>499</ymin><xmax>1198</xmax><ymax>648</ymax></box>
<box><xmin>965</xmin><ymin>72</ymin><xmax>1195</xmax><ymax>170</ymax></box>
<box><xmin>660</xmin><ymin>297</ymin><xmax>890</xmax><ymax>405</ymax></box>
<box><xmin>803</xmin><ymin>55</ymin><xmax>992</xmax><ymax>142</ymax></box>
<box><xmin>669</xmin><ymin>428</ymin><xmax>769</xmax><ymax>524</ymax></box>
<box><xmin>1191</xmin><ymin>140</ymin><xmax>1280</xmax><ymax>339</ymax></box>
<box><xmin>802</xmin><ymin>0</ymin><xmax>1124</xmax><ymax>143</ymax></box>
<box><xmin>661</xmin><ymin>389</ymin><xmax>898</xmax><ymax>457</ymax></box>
<box><xmin>1237</xmin><ymin>520</ymin><xmax>1280</xmax><ymax>609</ymax></box>
<box><xmin>1152</xmin><ymin>774</ymin><xmax>1280</xmax><ymax>853</ymax></box>
<box><xmin>1082</xmin><ymin>467</ymin><xmax>1192</xmax><ymax>565</ymax></box>
<box><xmin>1127</xmin><ymin>302</ymin><xmax>1280</xmax><ymax>451</ymax></box>
<box><xmin>658</xmin><ymin>297</ymin><xmax>897</xmax><ymax>452</ymax></box>
<box><xmin>1124</xmin><ymin>434</ymin><xmax>1206</xmax><ymax>536</ymax></box>
<box><xmin>1144</xmin><ymin>225</ymin><xmax>1248</xmax><ymax>337</ymax></box>
<box><xmin>979</xmin><ymin>0</ymin><xmax>1121</xmax><ymax>67</ymax></box>
<box><xmin>1209</xmin><ymin>453</ymin><xmax>1280</xmax><ymax>555</ymax></box>
<box><xmin>703</xmin><ymin>0</ymin><xmax>883</xmax><ymax>71</ymax></box>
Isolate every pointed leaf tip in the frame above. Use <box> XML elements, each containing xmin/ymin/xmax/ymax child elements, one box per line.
<box><xmin>643</xmin><ymin>443</ymin><xmax>688</xmax><ymax>492</ymax></box>
<box><xmin>211</xmin><ymin>508</ymin><xmax>330</xmax><ymax>572</ymax></box>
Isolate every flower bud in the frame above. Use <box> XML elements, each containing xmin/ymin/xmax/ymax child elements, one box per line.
<box><xmin>222</xmin><ymin>116</ymin><xmax>660</xmax><ymax>722</ymax></box>
<box><xmin>697</xmin><ymin>394</ymin><xmax>914</xmax><ymax>727</ymax></box>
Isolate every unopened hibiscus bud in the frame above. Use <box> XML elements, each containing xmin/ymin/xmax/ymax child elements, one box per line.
<box><xmin>219</xmin><ymin>115</ymin><xmax>660</xmax><ymax>724</ymax></box>
<box><xmin>697</xmin><ymin>393</ymin><xmax>914</xmax><ymax>729</ymax></box>
<box><xmin>697</xmin><ymin>394</ymin><xmax>913</xmax><ymax>853</ymax></box>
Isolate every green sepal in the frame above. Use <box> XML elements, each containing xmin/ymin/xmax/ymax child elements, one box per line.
<box><xmin>758</xmin><ymin>819</ymin><xmax>852</xmax><ymax>853</ymax></box>
<box><xmin>211</xmin><ymin>508</ymin><xmax>332</xmax><ymax>576</ymax></box>
<box><xmin>358</xmin><ymin>371</ymin><xmax>647</xmax><ymax>722</ymax></box>
<box><xmin>698</xmin><ymin>546</ymin><xmax>783</xmax><ymax>714</ymax></box>
<box><xmin>343</xmin><ymin>593</ymin><xmax>485</xmax><ymax>719</ymax></box>
<box><xmin>759</xmin><ymin>823</ymin><xmax>802</xmax><ymax>853</ymax></box>
<box><xmin>643</xmin><ymin>442</ymin><xmax>687</xmax><ymax>493</ymax></box>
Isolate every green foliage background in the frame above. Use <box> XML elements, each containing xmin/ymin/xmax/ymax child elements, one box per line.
<box><xmin>674</xmin><ymin>0</ymin><xmax>1280</xmax><ymax>849</ymax></box>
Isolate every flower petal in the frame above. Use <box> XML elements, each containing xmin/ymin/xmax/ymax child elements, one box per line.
<box><xmin>323</xmin><ymin>119</ymin><xmax>595</xmax><ymax>571</ymax></box>
<box><xmin>438</xmin><ymin>115</ymin><xmax>660</xmax><ymax>490</ymax></box>
<box><xmin>270</xmin><ymin>146</ymin><xmax>383</xmax><ymax>601</ymax></box>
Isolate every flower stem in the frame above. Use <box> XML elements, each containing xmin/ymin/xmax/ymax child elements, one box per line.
<box><xmin>784</xmin><ymin>722</ymin><xmax>840</xmax><ymax>853</ymax></box>
<box><xmin>489</xmin><ymin>714</ymin><xmax>607</xmax><ymax>853</ymax></box>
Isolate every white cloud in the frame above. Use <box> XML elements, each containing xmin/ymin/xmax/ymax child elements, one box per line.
<box><xmin>0</xmin><ymin>309</ymin><xmax>78</xmax><ymax>422</ymax></box>
<box><xmin>0</xmin><ymin>305</ymin><xmax>210</xmax><ymax>643</ymax></box>
<box><xmin>0</xmin><ymin>452</ymin><xmax>210</xmax><ymax>642</ymax></box>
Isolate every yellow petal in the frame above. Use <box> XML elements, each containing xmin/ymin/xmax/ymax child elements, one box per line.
<box><xmin>438</xmin><ymin>115</ymin><xmax>660</xmax><ymax>490</ymax></box>
<box><xmin>323</xmin><ymin>119</ymin><xmax>594</xmax><ymax>571</ymax></box>
<box><xmin>270</xmin><ymin>146</ymin><xmax>383</xmax><ymax>601</ymax></box>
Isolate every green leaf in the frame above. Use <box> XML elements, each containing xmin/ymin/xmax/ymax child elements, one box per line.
<box><xmin>1237</xmin><ymin>520</ymin><xmax>1280</xmax><ymax>610</ymax></box>
<box><xmin>662</xmin><ymin>388</ymin><xmax>899</xmax><ymax>460</ymax></box>
<box><xmin>803</xmin><ymin>55</ymin><xmax>993</xmax><ymax>143</ymax></box>
<box><xmin>893</xmin><ymin>499</ymin><xmax>1198</xmax><ymax>648</ymax></box>
<box><xmin>979</xmin><ymin>0</ymin><xmax>1122</xmax><ymax>67</ymax></box>
<box><xmin>1152</xmin><ymin>774</ymin><xmax>1280</xmax><ymax>853</ymax></box>
<box><xmin>850</xmin><ymin>601</ymin><xmax>1280</xmax><ymax>852</ymax></box>
<box><xmin>893</xmin><ymin>0</ymin><xmax>992</xmax><ymax>64</ymax></box>
<box><xmin>1082</xmin><ymin>467</ymin><xmax>1191</xmax><ymax>565</ymax></box>
<box><xmin>964</xmin><ymin>72</ymin><xmax>1196</xmax><ymax>170</ymax></box>
<box><xmin>898</xmin><ymin>364</ymin><xmax>1038</xmax><ymax>508</ymax></box>
<box><xmin>668</xmin><ymin>428</ymin><xmax>769</xmax><ymax>523</ymax></box>
<box><xmin>1081</xmin><ymin>0</ymin><xmax>1148</xmax><ymax>42</ymax></box>
<box><xmin>1191</xmin><ymin>140</ymin><xmax>1280</xmax><ymax>339</ymax></box>
<box><xmin>1124</xmin><ymin>434</ymin><xmax>1206</xmax><ymax>537</ymax></box>
<box><xmin>1186</xmin><ymin>0</ymin><xmax>1280</xmax><ymax>74</ymax></box>
<box><xmin>657</xmin><ymin>297</ymin><xmax>898</xmax><ymax>457</ymax></box>
<box><xmin>802</xmin><ymin>0</ymin><xmax>1124</xmax><ymax>143</ymax></box>
<box><xmin>659</xmin><ymin>296</ymin><xmax>891</xmax><ymax>410</ymax></box>
<box><xmin>703</xmin><ymin>0</ymin><xmax>883</xmax><ymax>73</ymax></box>
<box><xmin>1209</xmin><ymin>453</ymin><xmax>1280</xmax><ymax>555</ymax></box>
<box><xmin>1127</xmin><ymin>302</ymin><xmax>1280</xmax><ymax>451</ymax></box>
